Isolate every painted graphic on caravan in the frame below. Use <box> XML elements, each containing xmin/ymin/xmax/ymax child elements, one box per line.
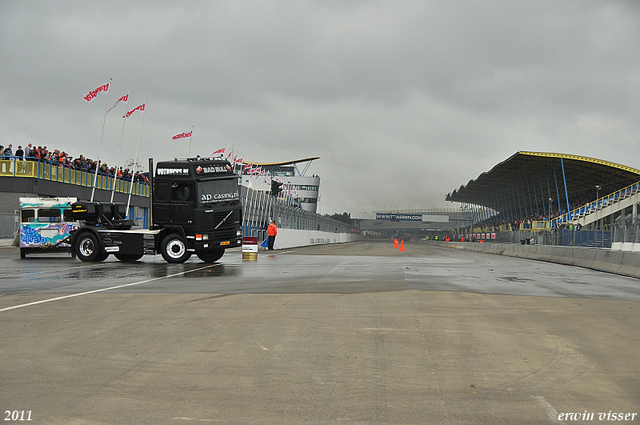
<box><xmin>19</xmin><ymin>197</ymin><xmax>78</xmax><ymax>258</ymax></box>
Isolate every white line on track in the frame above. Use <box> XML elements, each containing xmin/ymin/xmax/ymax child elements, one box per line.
<box><xmin>0</xmin><ymin>263</ymin><xmax>219</xmax><ymax>313</ymax></box>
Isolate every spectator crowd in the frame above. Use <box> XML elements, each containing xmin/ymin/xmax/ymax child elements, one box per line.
<box><xmin>0</xmin><ymin>143</ymin><xmax>148</xmax><ymax>183</ymax></box>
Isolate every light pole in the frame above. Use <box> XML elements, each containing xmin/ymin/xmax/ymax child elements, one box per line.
<box><xmin>595</xmin><ymin>184</ymin><xmax>601</xmax><ymax>201</ymax></box>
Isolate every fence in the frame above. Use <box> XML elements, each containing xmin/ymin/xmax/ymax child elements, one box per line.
<box><xmin>456</xmin><ymin>227</ymin><xmax>612</xmax><ymax>248</ymax></box>
<box><xmin>241</xmin><ymin>187</ymin><xmax>353</xmax><ymax>244</ymax></box>
<box><xmin>612</xmin><ymin>214</ymin><xmax>640</xmax><ymax>251</ymax></box>
<box><xmin>0</xmin><ymin>212</ymin><xmax>18</xmax><ymax>239</ymax></box>
<box><xmin>495</xmin><ymin>229</ymin><xmax>612</xmax><ymax>248</ymax></box>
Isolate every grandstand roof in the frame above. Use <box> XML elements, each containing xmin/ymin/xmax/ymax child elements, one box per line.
<box><xmin>241</xmin><ymin>157</ymin><xmax>320</xmax><ymax>177</ymax></box>
<box><xmin>446</xmin><ymin>151</ymin><xmax>640</xmax><ymax>214</ymax></box>
<box><xmin>241</xmin><ymin>157</ymin><xmax>320</xmax><ymax>167</ymax></box>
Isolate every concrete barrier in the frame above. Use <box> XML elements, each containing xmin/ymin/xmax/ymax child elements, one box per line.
<box><xmin>592</xmin><ymin>250</ymin><xmax>624</xmax><ymax>275</ymax></box>
<box><xmin>0</xmin><ymin>238</ymin><xmax>14</xmax><ymax>248</ymax></box>
<box><xmin>618</xmin><ymin>251</ymin><xmax>640</xmax><ymax>278</ymax></box>
<box><xmin>441</xmin><ymin>241</ymin><xmax>640</xmax><ymax>279</ymax></box>
<box><xmin>272</xmin><ymin>229</ymin><xmax>362</xmax><ymax>250</ymax></box>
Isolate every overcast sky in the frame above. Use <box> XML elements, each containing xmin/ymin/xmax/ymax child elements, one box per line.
<box><xmin>1</xmin><ymin>1</ymin><xmax>639</xmax><ymax>214</ymax></box>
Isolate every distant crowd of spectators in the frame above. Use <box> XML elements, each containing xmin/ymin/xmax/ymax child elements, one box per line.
<box><xmin>466</xmin><ymin>186</ymin><xmax>608</xmax><ymax>231</ymax></box>
<box><xmin>0</xmin><ymin>143</ymin><xmax>148</xmax><ymax>184</ymax></box>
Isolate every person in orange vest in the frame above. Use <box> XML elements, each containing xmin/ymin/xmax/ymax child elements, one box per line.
<box><xmin>445</xmin><ymin>236</ymin><xmax>450</xmax><ymax>241</ymax></box>
<box><xmin>267</xmin><ymin>219</ymin><xmax>278</xmax><ymax>250</ymax></box>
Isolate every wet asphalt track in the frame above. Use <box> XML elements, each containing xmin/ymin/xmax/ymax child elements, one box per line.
<box><xmin>0</xmin><ymin>240</ymin><xmax>639</xmax><ymax>424</ymax></box>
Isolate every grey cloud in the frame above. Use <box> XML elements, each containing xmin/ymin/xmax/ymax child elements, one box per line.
<box><xmin>1</xmin><ymin>0</ymin><xmax>639</xmax><ymax>214</ymax></box>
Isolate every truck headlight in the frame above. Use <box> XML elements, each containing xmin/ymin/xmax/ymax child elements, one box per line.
<box><xmin>236</xmin><ymin>230</ymin><xmax>242</xmax><ymax>236</ymax></box>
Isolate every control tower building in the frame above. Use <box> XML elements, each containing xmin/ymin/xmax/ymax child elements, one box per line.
<box><xmin>239</xmin><ymin>157</ymin><xmax>321</xmax><ymax>213</ymax></box>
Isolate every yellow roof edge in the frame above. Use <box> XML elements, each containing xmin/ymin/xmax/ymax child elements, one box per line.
<box><xmin>518</xmin><ymin>151</ymin><xmax>640</xmax><ymax>175</ymax></box>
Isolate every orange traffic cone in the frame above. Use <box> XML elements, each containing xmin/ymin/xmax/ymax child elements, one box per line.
<box><xmin>399</xmin><ymin>240</ymin><xmax>405</xmax><ymax>252</ymax></box>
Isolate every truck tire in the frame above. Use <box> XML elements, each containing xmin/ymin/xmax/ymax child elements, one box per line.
<box><xmin>75</xmin><ymin>232</ymin><xmax>101</xmax><ymax>262</ymax></box>
<box><xmin>114</xmin><ymin>253</ymin><xmax>143</xmax><ymax>262</ymax></box>
<box><xmin>160</xmin><ymin>234</ymin><xmax>191</xmax><ymax>263</ymax></box>
<box><xmin>196</xmin><ymin>249</ymin><xmax>224</xmax><ymax>263</ymax></box>
<box><xmin>20</xmin><ymin>249</ymin><xmax>27</xmax><ymax>259</ymax></box>
<box><xmin>95</xmin><ymin>252</ymin><xmax>110</xmax><ymax>262</ymax></box>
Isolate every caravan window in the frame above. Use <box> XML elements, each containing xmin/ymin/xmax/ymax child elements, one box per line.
<box><xmin>38</xmin><ymin>209</ymin><xmax>61</xmax><ymax>222</ymax></box>
<box><xmin>21</xmin><ymin>209</ymin><xmax>35</xmax><ymax>223</ymax></box>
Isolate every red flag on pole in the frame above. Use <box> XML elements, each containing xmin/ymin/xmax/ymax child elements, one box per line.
<box><xmin>172</xmin><ymin>131</ymin><xmax>193</xmax><ymax>140</ymax></box>
<box><xmin>212</xmin><ymin>148</ymin><xmax>225</xmax><ymax>156</ymax></box>
<box><xmin>83</xmin><ymin>82</ymin><xmax>110</xmax><ymax>103</ymax></box>
<box><xmin>108</xmin><ymin>93</ymin><xmax>129</xmax><ymax>113</ymax></box>
<box><xmin>123</xmin><ymin>103</ymin><xmax>145</xmax><ymax>118</ymax></box>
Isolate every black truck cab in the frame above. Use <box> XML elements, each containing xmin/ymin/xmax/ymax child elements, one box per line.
<box><xmin>152</xmin><ymin>157</ymin><xmax>243</xmax><ymax>262</ymax></box>
<box><xmin>70</xmin><ymin>157</ymin><xmax>243</xmax><ymax>263</ymax></box>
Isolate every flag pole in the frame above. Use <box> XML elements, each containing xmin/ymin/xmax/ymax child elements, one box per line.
<box><xmin>126</xmin><ymin>99</ymin><xmax>147</xmax><ymax>218</ymax></box>
<box><xmin>187</xmin><ymin>125</ymin><xmax>194</xmax><ymax>157</ymax></box>
<box><xmin>111</xmin><ymin>91</ymin><xmax>130</xmax><ymax>202</ymax></box>
<box><xmin>91</xmin><ymin>77</ymin><xmax>112</xmax><ymax>202</ymax></box>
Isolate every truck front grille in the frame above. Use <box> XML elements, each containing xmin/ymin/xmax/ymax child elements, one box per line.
<box><xmin>202</xmin><ymin>210</ymin><xmax>240</xmax><ymax>232</ymax></box>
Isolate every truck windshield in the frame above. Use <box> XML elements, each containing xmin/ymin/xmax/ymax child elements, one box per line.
<box><xmin>197</xmin><ymin>178</ymin><xmax>239</xmax><ymax>205</ymax></box>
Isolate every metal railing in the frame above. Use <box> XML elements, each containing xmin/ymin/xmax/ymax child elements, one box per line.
<box><xmin>551</xmin><ymin>180</ymin><xmax>640</xmax><ymax>227</ymax></box>
<box><xmin>0</xmin><ymin>157</ymin><xmax>149</xmax><ymax>197</ymax></box>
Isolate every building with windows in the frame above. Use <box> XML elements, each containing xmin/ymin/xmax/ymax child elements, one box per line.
<box><xmin>239</xmin><ymin>157</ymin><xmax>321</xmax><ymax>213</ymax></box>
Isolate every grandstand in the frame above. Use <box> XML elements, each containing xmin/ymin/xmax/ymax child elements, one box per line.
<box><xmin>446</xmin><ymin>151</ymin><xmax>640</xmax><ymax>250</ymax></box>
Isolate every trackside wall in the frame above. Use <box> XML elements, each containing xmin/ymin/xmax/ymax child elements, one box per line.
<box><xmin>272</xmin><ymin>229</ymin><xmax>362</xmax><ymax>250</ymax></box>
<box><xmin>439</xmin><ymin>241</ymin><xmax>640</xmax><ymax>280</ymax></box>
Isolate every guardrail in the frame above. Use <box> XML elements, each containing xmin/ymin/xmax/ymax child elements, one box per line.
<box><xmin>0</xmin><ymin>157</ymin><xmax>149</xmax><ymax>197</ymax></box>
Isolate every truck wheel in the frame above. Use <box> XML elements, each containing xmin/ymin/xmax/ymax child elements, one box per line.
<box><xmin>76</xmin><ymin>232</ymin><xmax>101</xmax><ymax>262</ymax></box>
<box><xmin>196</xmin><ymin>249</ymin><xmax>224</xmax><ymax>263</ymax></box>
<box><xmin>160</xmin><ymin>234</ymin><xmax>191</xmax><ymax>263</ymax></box>
<box><xmin>20</xmin><ymin>249</ymin><xmax>27</xmax><ymax>259</ymax></box>
<box><xmin>95</xmin><ymin>252</ymin><xmax>110</xmax><ymax>262</ymax></box>
<box><xmin>114</xmin><ymin>253</ymin><xmax>143</xmax><ymax>262</ymax></box>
